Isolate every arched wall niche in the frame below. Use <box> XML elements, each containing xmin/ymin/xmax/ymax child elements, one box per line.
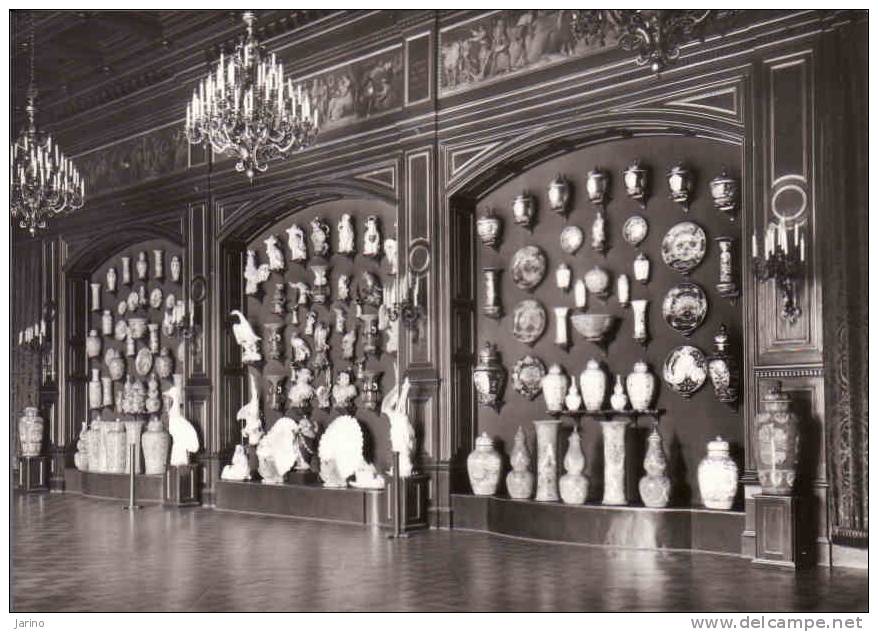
<box><xmin>444</xmin><ymin>111</ymin><xmax>752</xmax><ymax>507</ymax></box>
<box><xmin>214</xmin><ymin>180</ymin><xmax>401</xmax><ymax>476</ymax></box>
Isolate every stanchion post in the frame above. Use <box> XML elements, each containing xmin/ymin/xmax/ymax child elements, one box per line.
<box><xmin>124</xmin><ymin>443</ymin><xmax>142</xmax><ymax>511</ymax></box>
<box><xmin>387</xmin><ymin>451</ymin><xmax>408</xmax><ymax>539</ymax></box>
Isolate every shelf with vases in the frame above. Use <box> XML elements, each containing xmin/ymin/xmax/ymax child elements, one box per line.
<box><xmin>546</xmin><ymin>408</ymin><xmax>664</xmax><ymax>422</ymax></box>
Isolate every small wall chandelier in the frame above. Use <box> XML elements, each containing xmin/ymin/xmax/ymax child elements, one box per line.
<box><xmin>571</xmin><ymin>9</ymin><xmax>719</xmax><ymax>74</ymax></box>
<box><xmin>751</xmin><ymin>218</ymin><xmax>806</xmax><ymax>323</ymax></box>
<box><xmin>10</xmin><ymin>15</ymin><xmax>85</xmax><ymax>237</ymax></box>
<box><xmin>184</xmin><ymin>11</ymin><xmax>318</xmax><ymax>180</ymax></box>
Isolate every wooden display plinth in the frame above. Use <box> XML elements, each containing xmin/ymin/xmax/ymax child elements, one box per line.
<box><xmin>215</xmin><ymin>479</ymin><xmax>386</xmax><ymax>525</ymax></box>
<box><xmin>384</xmin><ymin>473</ymin><xmax>430</xmax><ymax>532</ymax></box>
<box><xmin>753</xmin><ymin>494</ymin><xmax>806</xmax><ymax>569</ymax></box>
<box><xmin>452</xmin><ymin>494</ymin><xmax>745</xmax><ymax>555</ymax></box>
<box><xmin>68</xmin><ymin>468</ymin><xmax>164</xmax><ymax>502</ymax></box>
<box><xmin>164</xmin><ymin>464</ymin><xmax>200</xmax><ymax>507</ymax></box>
<box><xmin>17</xmin><ymin>456</ymin><xmax>49</xmax><ymax>492</ymax></box>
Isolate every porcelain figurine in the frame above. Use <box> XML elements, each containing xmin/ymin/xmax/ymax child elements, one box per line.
<box><xmin>585</xmin><ymin>167</ymin><xmax>609</xmax><ymax>206</ymax></box>
<box><xmin>754</xmin><ymin>381</ymin><xmax>800</xmax><ymax>495</ymax></box>
<box><xmin>476</xmin><ymin>209</ymin><xmax>503</xmax><ymax>249</ymax></box>
<box><xmin>145</xmin><ymin>374</ymin><xmax>161</xmax><ymax>414</ymax></box>
<box><xmin>472</xmin><ymin>342</ymin><xmax>506</xmax><ymax>411</ymax></box>
<box><xmin>667</xmin><ymin>163</ymin><xmax>694</xmax><ymax>211</ymax></box>
<box><xmin>579</xmin><ymin>360</ymin><xmax>607</xmax><ymax>412</ymax></box>
<box><xmin>359</xmin><ymin>271</ymin><xmax>383</xmax><ymax>307</ymax></box>
<box><xmin>359</xmin><ymin>313</ymin><xmax>380</xmax><ymax>357</ymax></box>
<box><xmin>363</xmin><ymin>215</ymin><xmax>381</xmax><ymax>257</ymax></box>
<box><xmin>155</xmin><ymin>346</ymin><xmax>173</xmax><ymax>379</ymax></box>
<box><xmin>482</xmin><ymin>267</ymin><xmax>503</xmax><ymax>319</ymax></box>
<box><xmin>263</xmin><ymin>323</ymin><xmax>284</xmax><ymax>361</ymax></box>
<box><xmin>467</xmin><ymin>432</ymin><xmax>502</xmax><ymax>496</ymax></box>
<box><xmin>257</xmin><ymin>417</ymin><xmax>299</xmax><ymax>484</ymax></box>
<box><xmin>125</xmin><ymin>334</ymin><xmax>136</xmax><ymax>358</ymax></box>
<box><xmin>304</xmin><ymin>310</ymin><xmax>318</xmax><ymax>337</ymax></box>
<box><xmin>709</xmin><ymin>168</ymin><xmax>739</xmax><ymax>218</ymax></box>
<box><xmin>384</xmin><ymin>237</ymin><xmax>399</xmax><ymax>275</ymax></box>
<box><xmin>289</xmin><ymin>333</ymin><xmax>311</xmax><ymax>367</ymax></box>
<box><xmin>293</xmin><ymin>416</ymin><xmax>318</xmax><ymax>471</ymax></box>
<box><xmin>610</xmin><ymin>375</ymin><xmax>629</xmax><ymax>412</ymax></box>
<box><xmin>633</xmin><ymin>251</ymin><xmax>651</xmax><ymax>284</ymax></box>
<box><xmin>337</xmin><ymin>274</ymin><xmax>352</xmax><ymax>303</ymax></box>
<box><xmin>148</xmin><ymin>323</ymin><xmax>160</xmax><ymax>353</ymax></box>
<box><xmin>119</xmin><ymin>256</ymin><xmax>132</xmax><ymax>286</ymax></box>
<box><xmin>506</xmin><ymin>427</ymin><xmax>534</xmax><ymax>499</ymax></box>
<box><xmin>623</xmin><ymin>160</ymin><xmax>649</xmax><ymax>205</ymax></box>
<box><xmin>631</xmin><ymin>299</ymin><xmax>649</xmax><ymax>346</ymax></box>
<box><xmin>715</xmin><ymin>237</ymin><xmax>740</xmax><ymax>300</ymax></box>
<box><xmin>317</xmin><ymin>372</ymin><xmax>336</xmax><ymax>410</ymax></box>
<box><xmin>288</xmin><ymin>367</ymin><xmax>315</xmax><ymax>410</ymax></box>
<box><xmin>382</xmin><ymin>375</ymin><xmax>415</xmax><ymax>477</ymax></box>
<box><xmin>137</xmin><ymin>285</ymin><xmax>148</xmax><ymax>309</ymax></box>
<box><xmin>229</xmin><ymin>310</ymin><xmax>262</xmax><ymax>364</ymax></box>
<box><xmin>164</xmin><ymin>377</ymin><xmax>199</xmax><ymax>466</ymax></box>
<box><xmin>318</xmin><ymin>415</ymin><xmax>366</xmax><ymax>488</ymax></box>
<box><xmin>341</xmin><ymin>327</ymin><xmax>357</xmax><ymax>360</ymax></box>
<box><xmin>559</xmin><ymin>427</ymin><xmax>589</xmax><ymax>504</ymax></box>
<box><xmin>244</xmin><ymin>250</ymin><xmax>271</xmax><ymax>295</ymax></box>
<box><xmin>221</xmin><ymin>444</ymin><xmax>251</xmax><ymax>481</ymax></box>
<box><xmin>170</xmin><ymin>255</ymin><xmax>182</xmax><ymax>283</ymax></box>
<box><xmin>88</xmin><ymin>369</ymin><xmax>103</xmax><ymax>410</ymax></box>
<box><xmin>310</xmin><ymin>265</ymin><xmax>331</xmax><ymax>305</ymax></box>
<box><xmin>591</xmin><ymin>209</ymin><xmax>607</xmax><ymax>254</ymax></box>
<box><xmin>697</xmin><ymin>436</ymin><xmax>739</xmax><ymax>510</ymax></box>
<box><xmin>86</xmin><ymin>329</ymin><xmax>102</xmax><ymax>359</ymax></box>
<box><xmin>312</xmin><ymin>321</ymin><xmax>331</xmax><ymax>370</ymax></box>
<box><xmin>639</xmin><ymin>425</ymin><xmax>671</xmax><ymax>508</ymax></box>
<box><xmin>134</xmin><ymin>251</ymin><xmax>147</xmax><ymax>280</ymax></box>
<box><xmin>626</xmin><ymin>361</ymin><xmax>656</xmax><ymax>412</ymax></box>
<box><xmin>555</xmin><ymin>263</ymin><xmax>572</xmax><ymax>292</ymax></box>
<box><xmin>331</xmin><ymin>369</ymin><xmax>358</xmax><ymax>411</ymax></box>
<box><xmin>101</xmin><ymin>376</ymin><xmax>114</xmax><ymax>408</ymax></box>
<box><xmin>106</xmin><ymin>267</ymin><xmax>118</xmax><ymax>293</ymax></box>
<box><xmin>533</xmin><ymin>419</ymin><xmax>561</xmax><ymax>502</ymax></box>
<box><xmin>708</xmin><ymin>324</ymin><xmax>738</xmax><ymax>408</ymax></box>
<box><xmin>617</xmin><ymin>274</ymin><xmax>630</xmax><ymax>308</ymax></box>
<box><xmin>512</xmin><ymin>192</ymin><xmax>536</xmax><ymax>231</ymax></box>
<box><xmin>270</xmin><ymin>282</ymin><xmax>286</xmax><ymax>316</ymax></box>
<box><xmin>286</xmin><ymin>223</ymin><xmax>308</xmax><ymax>262</ymax></box>
<box><xmin>333</xmin><ymin>213</ymin><xmax>355</xmax><ymax>256</ymax></box>
<box><xmin>237</xmin><ymin>372</ymin><xmax>263</xmax><ymax>446</ymax></box>
<box><xmin>547</xmin><ymin>174</ymin><xmax>571</xmax><ymax>215</ymax></box>
<box><xmin>541</xmin><ymin>364</ymin><xmax>569</xmax><ymax>413</ymax></box>
<box><xmin>574</xmin><ymin>279</ymin><xmax>587</xmax><ymax>309</ymax></box>
<box><xmin>264</xmin><ymin>235</ymin><xmax>285</xmax><ymax>271</ymax></box>
<box><xmin>553</xmin><ymin>307</ymin><xmax>570</xmax><ymax>351</ymax></box>
<box><xmin>309</xmin><ymin>217</ymin><xmax>331</xmax><ymax>258</ymax></box>
<box><xmin>89</xmin><ymin>282</ymin><xmax>102</xmax><ymax>312</ymax></box>
<box><xmin>565</xmin><ymin>381</ymin><xmax>582</xmax><ymax>411</ymax></box>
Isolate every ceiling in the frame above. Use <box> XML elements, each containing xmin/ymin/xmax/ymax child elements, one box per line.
<box><xmin>9</xmin><ymin>9</ymin><xmax>337</xmax><ymax>131</ymax></box>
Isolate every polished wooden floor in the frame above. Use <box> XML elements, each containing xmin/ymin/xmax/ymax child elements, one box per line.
<box><xmin>12</xmin><ymin>493</ymin><xmax>867</xmax><ymax>612</ymax></box>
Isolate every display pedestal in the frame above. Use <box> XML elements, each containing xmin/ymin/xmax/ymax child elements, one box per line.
<box><xmin>285</xmin><ymin>470</ymin><xmax>318</xmax><ymax>485</ymax></box>
<box><xmin>753</xmin><ymin>494</ymin><xmax>804</xmax><ymax>569</ymax></box>
<box><xmin>164</xmin><ymin>464</ymin><xmax>200</xmax><ymax>507</ymax></box>
<box><xmin>385</xmin><ymin>473</ymin><xmax>430</xmax><ymax>532</ymax></box>
<box><xmin>17</xmin><ymin>456</ymin><xmax>49</xmax><ymax>492</ymax></box>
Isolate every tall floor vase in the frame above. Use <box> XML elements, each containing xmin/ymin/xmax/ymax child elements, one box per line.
<box><xmin>532</xmin><ymin>419</ymin><xmax>562</xmax><ymax>502</ymax></box>
<box><xmin>601</xmin><ymin>418</ymin><xmax>629</xmax><ymax>505</ymax></box>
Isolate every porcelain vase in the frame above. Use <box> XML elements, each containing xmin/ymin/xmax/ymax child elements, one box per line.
<box><xmin>601</xmin><ymin>419</ymin><xmax>628</xmax><ymax>505</ymax></box>
<box><xmin>533</xmin><ymin>419</ymin><xmax>561</xmax><ymax>502</ymax></box>
<box><xmin>86</xmin><ymin>329</ymin><xmax>102</xmax><ymax>359</ymax></box>
<box><xmin>541</xmin><ymin>364</ymin><xmax>568</xmax><ymax>413</ymax></box>
<box><xmin>120</xmin><ymin>256</ymin><xmax>132</xmax><ymax>285</ymax></box>
<box><xmin>101</xmin><ymin>310</ymin><xmax>113</xmax><ymax>336</ymax></box>
<box><xmin>754</xmin><ymin>381</ymin><xmax>800</xmax><ymax>495</ymax></box>
<box><xmin>564</xmin><ymin>382</ymin><xmax>582</xmax><ymax>411</ymax></box>
<box><xmin>559</xmin><ymin>427</ymin><xmax>589</xmax><ymax>504</ymax></box>
<box><xmin>106</xmin><ymin>267</ymin><xmax>117</xmax><ymax>293</ymax></box>
<box><xmin>141</xmin><ymin>417</ymin><xmax>170</xmax><ymax>475</ymax></box>
<box><xmin>123</xmin><ymin>419</ymin><xmax>145</xmax><ymax>474</ymax></box>
<box><xmin>101</xmin><ymin>376</ymin><xmax>114</xmax><ymax>408</ymax></box>
<box><xmin>626</xmin><ymin>362</ymin><xmax>656</xmax><ymax>412</ymax></box>
<box><xmin>467</xmin><ymin>432</ymin><xmax>502</xmax><ymax>496</ymax></box>
<box><xmin>610</xmin><ymin>375</ymin><xmax>628</xmax><ymax>412</ymax></box>
<box><xmin>579</xmin><ymin>360</ymin><xmax>607</xmax><ymax>412</ymax></box>
<box><xmin>90</xmin><ymin>283</ymin><xmax>102</xmax><ymax>312</ymax></box>
<box><xmin>74</xmin><ymin>422</ymin><xmax>90</xmax><ymax>471</ymax></box>
<box><xmin>152</xmin><ymin>249</ymin><xmax>164</xmax><ymax>279</ymax></box>
<box><xmin>639</xmin><ymin>425</ymin><xmax>671</xmax><ymax>508</ymax></box>
<box><xmin>18</xmin><ymin>407</ymin><xmax>44</xmax><ymax>457</ymax></box>
<box><xmin>631</xmin><ymin>299</ymin><xmax>649</xmax><ymax>346</ymax></box>
<box><xmin>617</xmin><ymin>274</ymin><xmax>630</xmax><ymax>308</ymax></box>
<box><xmin>697</xmin><ymin>436</ymin><xmax>739</xmax><ymax>510</ymax></box>
<box><xmin>136</xmin><ymin>252</ymin><xmax>148</xmax><ymax>280</ymax></box>
<box><xmin>105</xmin><ymin>422</ymin><xmax>128</xmax><ymax>474</ymax></box>
<box><xmin>476</xmin><ymin>210</ymin><xmax>502</xmax><ymax>249</ymax></box>
<box><xmin>553</xmin><ymin>307</ymin><xmax>570</xmax><ymax>350</ymax></box>
<box><xmin>505</xmin><ymin>427</ymin><xmax>534</xmax><ymax>500</ymax></box>
<box><xmin>482</xmin><ymin>267</ymin><xmax>503</xmax><ymax>319</ymax></box>
<box><xmin>88</xmin><ymin>369</ymin><xmax>103</xmax><ymax>410</ymax></box>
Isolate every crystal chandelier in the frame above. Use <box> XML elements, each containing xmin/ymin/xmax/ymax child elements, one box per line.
<box><xmin>184</xmin><ymin>11</ymin><xmax>318</xmax><ymax>180</ymax></box>
<box><xmin>10</xmin><ymin>16</ymin><xmax>85</xmax><ymax>236</ymax></box>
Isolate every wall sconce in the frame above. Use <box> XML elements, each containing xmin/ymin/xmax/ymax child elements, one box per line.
<box><xmin>172</xmin><ymin>275</ymin><xmax>207</xmax><ymax>340</ymax></box>
<box><xmin>387</xmin><ymin>241</ymin><xmax>429</xmax><ymax>343</ymax></box>
<box><xmin>16</xmin><ymin>301</ymin><xmax>55</xmax><ymax>383</ymax></box>
<box><xmin>752</xmin><ymin>218</ymin><xmax>805</xmax><ymax>322</ymax></box>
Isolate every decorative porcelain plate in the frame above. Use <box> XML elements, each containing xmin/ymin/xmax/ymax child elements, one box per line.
<box><xmin>662</xmin><ymin>282</ymin><xmax>708</xmax><ymax>336</ymax></box>
<box><xmin>117</xmin><ymin>300</ymin><xmax>128</xmax><ymax>316</ymax></box>
<box><xmin>114</xmin><ymin>319</ymin><xmax>129</xmax><ymax>341</ymax></box>
<box><xmin>661</xmin><ymin>221</ymin><xmax>707</xmax><ymax>274</ymax></box>
<box><xmin>135</xmin><ymin>347</ymin><xmax>153</xmax><ymax>376</ymax></box>
<box><xmin>559</xmin><ymin>225</ymin><xmax>584</xmax><ymax>255</ymax></box>
<box><xmin>511</xmin><ymin>299</ymin><xmax>547</xmax><ymax>346</ymax></box>
<box><xmin>663</xmin><ymin>345</ymin><xmax>707</xmax><ymax>399</ymax></box>
<box><xmin>511</xmin><ymin>355</ymin><xmax>547</xmax><ymax>400</ymax></box>
<box><xmin>126</xmin><ymin>290</ymin><xmax>140</xmax><ymax>312</ymax></box>
<box><xmin>510</xmin><ymin>245</ymin><xmax>547</xmax><ymax>291</ymax></box>
<box><xmin>622</xmin><ymin>215</ymin><xmax>649</xmax><ymax>247</ymax></box>
<box><xmin>149</xmin><ymin>287</ymin><xmax>163</xmax><ymax>310</ymax></box>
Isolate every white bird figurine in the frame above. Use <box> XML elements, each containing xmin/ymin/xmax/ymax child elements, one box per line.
<box><xmin>164</xmin><ymin>377</ymin><xmax>199</xmax><ymax>467</ymax></box>
<box><xmin>230</xmin><ymin>310</ymin><xmax>262</xmax><ymax>364</ymax></box>
<box><xmin>238</xmin><ymin>371</ymin><xmax>263</xmax><ymax>446</ymax></box>
<box><xmin>256</xmin><ymin>416</ymin><xmax>298</xmax><ymax>484</ymax></box>
<box><xmin>221</xmin><ymin>444</ymin><xmax>251</xmax><ymax>481</ymax></box>
<box><xmin>264</xmin><ymin>235</ymin><xmax>285</xmax><ymax>271</ymax></box>
<box><xmin>318</xmin><ymin>415</ymin><xmax>366</xmax><ymax>488</ymax></box>
<box><xmin>381</xmin><ymin>367</ymin><xmax>415</xmax><ymax>478</ymax></box>
<box><xmin>244</xmin><ymin>249</ymin><xmax>271</xmax><ymax>295</ymax></box>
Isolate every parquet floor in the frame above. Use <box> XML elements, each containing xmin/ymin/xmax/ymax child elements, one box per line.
<box><xmin>11</xmin><ymin>493</ymin><xmax>867</xmax><ymax>612</ymax></box>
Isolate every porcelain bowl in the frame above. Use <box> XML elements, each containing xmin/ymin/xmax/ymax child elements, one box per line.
<box><xmin>571</xmin><ymin>313</ymin><xmax>616</xmax><ymax>342</ymax></box>
<box><xmin>127</xmin><ymin>317</ymin><xmax>148</xmax><ymax>340</ymax></box>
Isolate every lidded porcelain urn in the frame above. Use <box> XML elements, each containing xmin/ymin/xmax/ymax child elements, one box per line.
<box><xmin>472</xmin><ymin>343</ymin><xmax>506</xmax><ymax>412</ymax></box>
<box><xmin>467</xmin><ymin>432</ymin><xmax>502</xmax><ymax>496</ymax></box>
<box><xmin>506</xmin><ymin>426</ymin><xmax>534</xmax><ymax>500</ymax></box>
<box><xmin>709</xmin><ymin>167</ymin><xmax>739</xmax><ymax>216</ymax></box>
<box><xmin>101</xmin><ymin>310</ymin><xmax>113</xmax><ymax>336</ymax></box>
<box><xmin>547</xmin><ymin>174</ymin><xmax>571</xmax><ymax>215</ymax></box>
<box><xmin>18</xmin><ymin>407</ymin><xmax>45</xmax><ymax>457</ymax></box>
<box><xmin>697</xmin><ymin>436</ymin><xmax>739</xmax><ymax>510</ymax></box>
<box><xmin>623</xmin><ymin>159</ymin><xmax>649</xmax><ymax>204</ymax></box>
<box><xmin>511</xmin><ymin>192</ymin><xmax>536</xmax><ymax>231</ymax></box>
<box><xmin>626</xmin><ymin>361</ymin><xmax>656</xmax><ymax>412</ymax></box>
<box><xmin>476</xmin><ymin>209</ymin><xmax>502</xmax><ymax>250</ymax></box>
<box><xmin>579</xmin><ymin>359</ymin><xmax>607</xmax><ymax>412</ymax></box>
<box><xmin>754</xmin><ymin>381</ymin><xmax>800</xmax><ymax>495</ymax></box>
<box><xmin>667</xmin><ymin>162</ymin><xmax>694</xmax><ymax>211</ymax></box>
<box><xmin>633</xmin><ymin>252</ymin><xmax>650</xmax><ymax>284</ymax></box>
<box><xmin>585</xmin><ymin>167</ymin><xmax>609</xmax><ymax>206</ymax></box>
<box><xmin>541</xmin><ymin>364</ymin><xmax>568</xmax><ymax>413</ymax></box>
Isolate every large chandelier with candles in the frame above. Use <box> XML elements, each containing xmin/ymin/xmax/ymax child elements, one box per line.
<box><xmin>10</xmin><ymin>16</ymin><xmax>85</xmax><ymax>237</ymax></box>
<box><xmin>184</xmin><ymin>11</ymin><xmax>318</xmax><ymax>180</ymax></box>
